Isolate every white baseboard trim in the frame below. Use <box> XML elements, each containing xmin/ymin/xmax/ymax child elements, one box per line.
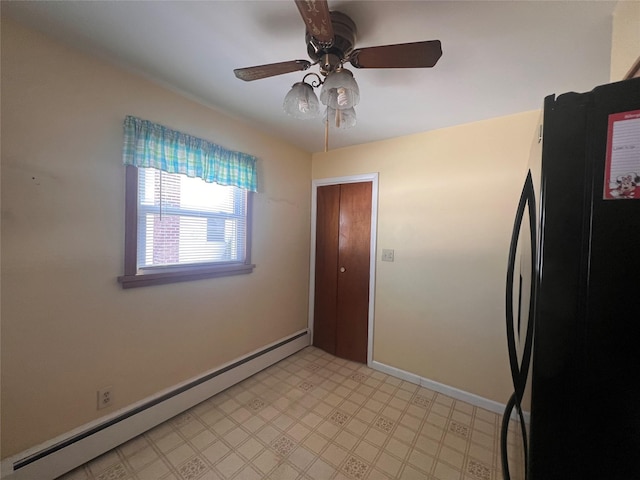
<box><xmin>370</xmin><ymin>360</ymin><xmax>531</xmax><ymax>422</ymax></box>
<box><xmin>1</xmin><ymin>330</ymin><xmax>309</xmax><ymax>480</ymax></box>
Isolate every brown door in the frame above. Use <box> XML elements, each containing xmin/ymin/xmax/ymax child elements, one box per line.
<box><xmin>314</xmin><ymin>182</ymin><xmax>372</xmax><ymax>363</ymax></box>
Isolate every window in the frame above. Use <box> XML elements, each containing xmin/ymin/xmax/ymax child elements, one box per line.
<box><xmin>118</xmin><ymin>116</ymin><xmax>257</xmax><ymax>288</ymax></box>
<box><xmin>118</xmin><ymin>167</ymin><xmax>254</xmax><ymax>288</ymax></box>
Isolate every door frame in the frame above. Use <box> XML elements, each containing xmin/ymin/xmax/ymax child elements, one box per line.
<box><xmin>308</xmin><ymin>173</ymin><xmax>379</xmax><ymax>366</ymax></box>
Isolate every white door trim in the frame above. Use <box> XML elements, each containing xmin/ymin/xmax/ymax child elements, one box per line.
<box><xmin>308</xmin><ymin>173</ymin><xmax>379</xmax><ymax>366</ymax></box>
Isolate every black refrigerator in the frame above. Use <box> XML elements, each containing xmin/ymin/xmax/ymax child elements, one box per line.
<box><xmin>501</xmin><ymin>77</ymin><xmax>640</xmax><ymax>480</ymax></box>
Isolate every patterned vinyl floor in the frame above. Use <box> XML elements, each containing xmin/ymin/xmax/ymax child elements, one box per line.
<box><xmin>56</xmin><ymin>346</ymin><xmax>520</xmax><ymax>480</ymax></box>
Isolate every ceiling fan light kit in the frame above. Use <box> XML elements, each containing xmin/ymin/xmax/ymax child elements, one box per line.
<box><xmin>282</xmin><ymin>67</ymin><xmax>359</xmax><ymax>127</ymax></box>
<box><xmin>320</xmin><ymin>68</ymin><xmax>359</xmax><ymax>110</ymax></box>
<box><xmin>283</xmin><ymin>81</ymin><xmax>321</xmax><ymax>119</ymax></box>
<box><xmin>235</xmin><ymin>0</ymin><xmax>442</xmax><ymax>147</ymax></box>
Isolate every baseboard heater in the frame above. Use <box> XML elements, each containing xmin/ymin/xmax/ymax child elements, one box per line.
<box><xmin>1</xmin><ymin>330</ymin><xmax>309</xmax><ymax>480</ymax></box>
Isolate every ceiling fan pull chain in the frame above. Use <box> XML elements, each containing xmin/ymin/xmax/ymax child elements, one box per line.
<box><xmin>325</xmin><ymin>114</ymin><xmax>329</xmax><ymax>152</ymax></box>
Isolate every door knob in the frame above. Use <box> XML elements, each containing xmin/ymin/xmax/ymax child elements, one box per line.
<box><xmin>339</xmin><ymin>266</ymin><xmax>346</xmax><ymax>273</ymax></box>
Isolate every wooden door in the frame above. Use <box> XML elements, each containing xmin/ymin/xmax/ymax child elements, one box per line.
<box><xmin>314</xmin><ymin>185</ymin><xmax>340</xmax><ymax>356</ymax></box>
<box><xmin>314</xmin><ymin>182</ymin><xmax>372</xmax><ymax>363</ymax></box>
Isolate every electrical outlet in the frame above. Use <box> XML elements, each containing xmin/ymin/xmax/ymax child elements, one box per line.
<box><xmin>97</xmin><ymin>386</ymin><xmax>113</xmax><ymax>410</ymax></box>
<box><xmin>381</xmin><ymin>249</ymin><xmax>395</xmax><ymax>262</ymax></box>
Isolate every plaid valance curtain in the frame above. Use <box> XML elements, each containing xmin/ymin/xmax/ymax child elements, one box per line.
<box><xmin>122</xmin><ymin>115</ymin><xmax>258</xmax><ymax>192</ymax></box>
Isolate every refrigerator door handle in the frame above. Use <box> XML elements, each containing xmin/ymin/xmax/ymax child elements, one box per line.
<box><xmin>505</xmin><ymin>170</ymin><xmax>537</xmax><ymax>402</ymax></box>
<box><xmin>502</xmin><ymin>170</ymin><xmax>537</xmax><ymax>480</ymax></box>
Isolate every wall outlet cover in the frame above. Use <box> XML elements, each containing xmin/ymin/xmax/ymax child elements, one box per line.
<box><xmin>97</xmin><ymin>386</ymin><xmax>113</xmax><ymax>410</ymax></box>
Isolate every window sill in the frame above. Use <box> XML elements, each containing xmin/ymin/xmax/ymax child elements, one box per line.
<box><xmin>118</xmin><ymin>263</ymin><xmax>255</xmax><ymax>289</ymax></box>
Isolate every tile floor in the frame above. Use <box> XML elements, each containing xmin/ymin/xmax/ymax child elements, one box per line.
<box><xmin>56</xmin><ymin>347</ymin><xmax>515</xmax><ymax>480</ymax></box>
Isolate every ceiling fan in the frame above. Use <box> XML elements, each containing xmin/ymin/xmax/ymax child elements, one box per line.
<box><xmin>233</xmin><ymin>0</ymin><xmax>442</xmax><ymax>145</ymax></box>
<box><xmin>234</xmin><ymin>0</ymin><xmax>442</xmax><ymax>81</ymax></box>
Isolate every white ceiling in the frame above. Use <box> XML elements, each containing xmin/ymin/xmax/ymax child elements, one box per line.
<box><xmin>3</xmin><ymin>1</ymin><xmax>617</xmax><ymax>153</ymax></box>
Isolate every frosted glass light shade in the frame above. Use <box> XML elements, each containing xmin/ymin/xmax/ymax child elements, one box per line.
<box><xmin>324</xmin><ymin>107</ymin><xmax>357</xmax><ymax>129</ymax></box>
<box><xmin>320</xmin><ymin>69</ymin><xmax>360</xmax><ymax>109</ymax></box>
<box><xmin>283</xmin><ymin>82</ymin><xmax>320</xmax><ymax>119</ymax></box>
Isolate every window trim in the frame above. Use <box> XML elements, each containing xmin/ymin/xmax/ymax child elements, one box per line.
<box><xmin>118</xmin><ymin>166</ymin><xmax>255</xmax><ymax>289</ymax></box>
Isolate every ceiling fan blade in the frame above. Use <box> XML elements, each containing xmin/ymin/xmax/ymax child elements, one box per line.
<box><xmin>234</xmin><ymin>60</ymin><xmax>311</xmax><ymax>81</ymax></box>
<box><xmin>294</xmin><ymin>0</ymin><xmax>334</xmax><ymax>46</ymax></box>
<box><xmin>349</xmin><ymin>40</ymin><xmax>442</xmax><ymax>69</ymax></box>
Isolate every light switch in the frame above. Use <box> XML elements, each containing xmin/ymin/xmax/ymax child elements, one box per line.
<box><xmin>381</xmin><ymin>249</ymin><xmax>395</xmax><ymax>262</ymax></box>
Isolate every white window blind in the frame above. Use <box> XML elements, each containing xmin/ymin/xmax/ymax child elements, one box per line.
<box><xmin>137</xmin><ymin>168</ymin><xmax>247</xmax><ymax>269</ymax></box>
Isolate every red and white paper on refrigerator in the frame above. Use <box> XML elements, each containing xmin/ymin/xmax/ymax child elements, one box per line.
<box><xmin>604</xmin><ymin>109</ymin><xmax>640</xmax><ymax>200</ymax></box>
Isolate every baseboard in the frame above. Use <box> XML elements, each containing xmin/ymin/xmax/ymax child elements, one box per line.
<box><xmin>370</xmin><ymin>360</ymin><xmax>531</xmax><ymax>423</ymax></box>
<box><xmin>1</xmin><ymin>330</ymin><xmax>309</xmax><ymax>480</ymax></box>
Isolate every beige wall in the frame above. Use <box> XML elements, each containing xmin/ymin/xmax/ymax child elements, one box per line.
<box><xmin>610</xmin><ymin>0</ymin><xmax>640</xmax><ymax>81</ymax></box>
<box><xmin>313</xmin><ymin>111</ymin><xmax>540</xmax><ymax>404</ymax></box>
<box><xmin>0</xmin><ymin>19</ymin><xmax>311</xmax><ymax>458</ymax></box>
